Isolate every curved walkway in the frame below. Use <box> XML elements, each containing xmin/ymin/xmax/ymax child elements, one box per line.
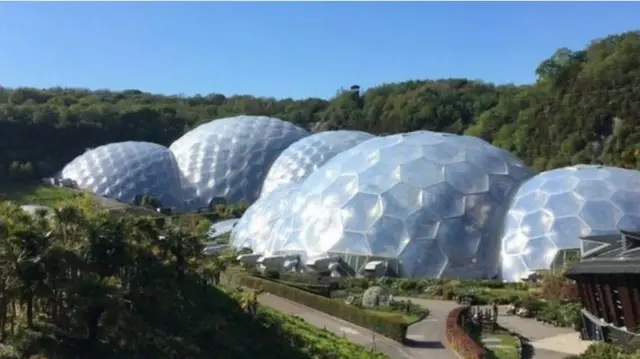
<box><xmin>258</xmin><ymin>293</ymin><xmax>413</xmax><ymax>359</ymax></box>
<box><xmin>395</xmin><ymin>296</ymin><xmax>461</xmax><ymax>359</ymax></box>
<box><xmin>258</xmin><ymin>293</ymin><xmax>460</xmax><ymax>359</ymax></box>
<box><xmin>496</xmin><ymin>305</ymin><xmax>591</xmax><ymax>359</ymax></box>
<box><xmin>401</xmin><ymin>298</ymin><xmax>591</xmax><ymax>359</ymax></box>
<box><xmin>258</xmin><ymin>293</ymin><xmax>591</xmax><ymax>359</ymax></box>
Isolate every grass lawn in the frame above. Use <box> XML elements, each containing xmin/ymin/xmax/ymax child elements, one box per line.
<box><xmin>481</xmin><ymin>329</ymin><xmax>520</xmax><ymax>359</ymax></box>
<box><xmin>0</xmin><ymin>182</ymin><xmax>78</xmax><ymax>206</ymax></box>
<box><xmin>0</xmin><ymin>182</ymin><xmax>163</xmax><ymax>217</ymax></box>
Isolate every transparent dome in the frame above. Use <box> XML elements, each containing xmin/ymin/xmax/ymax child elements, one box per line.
<box><xmin>231</xmin><ymin>183</ymin><xmax>302</xmax><ymax>253</ymax></box>
<box><xmin>61</xmin><ymin>141</ymin><xmax>184</xmax><ymax>210</ymax></box>
<box><xmin>169</xmin><ymin>116</ymin><xmax>309</xmax><ymax>211</ymax></box>
<box><xmin>257</xmin><ymin>131</ymin><xmax>534</xmax><ymax>278</ymax></box>
<box><xmin>207</xmin><ymin>218</ymin><xmax>240</xmax><ymax>240</ymax></box>
<box><xmin>261</xmin><ymin>131</ymin><xmax>375</xmax><ymax>197</ymax></box>
<box><xmin>500</xmin><ymin>165</ymin><xmax>640</xmax><ymax>282</ymax></box>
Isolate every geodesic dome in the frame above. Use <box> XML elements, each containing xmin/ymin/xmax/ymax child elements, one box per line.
<box><xmin>260</xmin><ymin>130</ymin><xmax>375</xmax><ymax>197</ymax></box>
<box><xmin>264</xmin><ymin>131</ymin><xmax>534</xmax><ymax>279</ymax></box>
<box><xmin>61</xmin><ymin>142</ymin><xmax>185</xmax><ymax>210</ymax></box>
<box><xmin>230</xmin><ymin>184</ymin><xmax>302</xmax><ymax>253</ymax></box>
<box><xmin>206</xmin><ymin>218</ymin><xmax>240</xmax><ymax>240</ymax></box>
<box><xmin>169</xmin><ymin>116</ymin><xmax>309</xmax><ymax>211</ymax></box>
<box><xmin>500</xmin><ymin>165</ymin><xmax>640</xmax><ymax>282</ymax></box>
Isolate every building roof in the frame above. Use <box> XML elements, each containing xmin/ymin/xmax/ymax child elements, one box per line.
<box><xmin>565</xmin><ymin>229</ymin><xmax>640</xmax><ymax>278</ymax></box>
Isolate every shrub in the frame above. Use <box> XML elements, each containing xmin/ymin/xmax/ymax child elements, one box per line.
<box><xmin>362</xmin><ymin>286</ymin><xmax>391</xmax><ymax>307</ymax></box>
<box><xmin>423</xmin><ymin>284</ymin><xmax>444</xmax><ymax>297</ymax></box>
<box><xmin>571</xmin><ymin>342</ymin><xmax>625</xmax><ymax>359</ymax></box>
<box><xmin>539</xmin><ymin>272</ymin><xmax>579</xmax><ymax>302</ymax></box>
<box><xmin>226</xmin><ymin>271</ymin><xmax>408</xmax><ymax>342</ymax></box>
<box><xmin>445</xmin><ymin>307</ymin><xmax>485</xmax><ymax>359</ymax></box>
<box><xmin>518</xmin><ymin>297</ymin><xmax>544</xmax><ymax>316</ymax></box>
<box><xmin>388</xmin><ymin>299</ymin><xmax>430</xmax><ymax>320</ymax></box>
<box><xmin>535</xmin><ymin>301</ymin><xmax>582</xmax><ymax>327</ymax></box>
<box><xmin>252</xmin><ymin>273</ymin><xmax>334</xmax><ymax>298</ymax></box>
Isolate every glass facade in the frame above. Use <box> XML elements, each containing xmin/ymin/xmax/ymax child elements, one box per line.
<box><xmin>261</xmin><ymin>130</ymin><xmax>375</xmax><ymax>197</ymax></box>
<box><xmin>61</xmin><ymin>141</ymin><xmax>185</xmax><ymax>210</ymax></box>
<box><xmin>169</xmin><ymin>115</ymin><xmax>309</xmax><ymax>211</ymax></box>
<box><xmin>234</xmin><ymin>131</ymin><xmax>533</xmax><ymax>279</ymax></box>
<box><xmin>500</xmin><ymin>165</ymin><xmax>640</xmax><ymax>282</ymax></box>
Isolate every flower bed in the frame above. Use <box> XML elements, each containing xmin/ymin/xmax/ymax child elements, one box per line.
<box><xmin>445</xmin><ymin>306</ymin><xmax>485</xmax><ymax>359</ymax></box>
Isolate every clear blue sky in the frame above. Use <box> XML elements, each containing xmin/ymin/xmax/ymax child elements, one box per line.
<box><xmin>1</xmin><ymin>2</ymin><xmax>638</xmax><ymax>99</ymax></box>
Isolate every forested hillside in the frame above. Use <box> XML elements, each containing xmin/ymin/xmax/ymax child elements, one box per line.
<box><xmin>1</xmin><ymin>31</ymin><xmax>639</xmax><ymax>181</ymax></box>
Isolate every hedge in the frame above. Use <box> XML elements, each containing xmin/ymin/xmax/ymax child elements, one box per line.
<box><xmin>253</xmin><ymin>273</ymin><xmax>334</xmax><ymax>298</ymax></box>
<box><xmin>445</xmin><ymin>306</ymin><xmax>485</xmax><ymax>359</ymax></box>
<box><xmin>224</xmin><ymin>270</ymin><xmax>408</xmax><ymax>342</ymax></box>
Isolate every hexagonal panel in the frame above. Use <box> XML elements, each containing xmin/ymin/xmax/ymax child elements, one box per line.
<box><xmin>514</xmin><ymin>191</ymin><xmax>549</xmax><ymax>213</ymax></box>
<box><xmin>445</xmin><ymin>162</ymin><xmax>490</xmax><ymax>194</ymax></box>
<box><xmin>342</xmin><ymin>193</ymin><xmax>384</xmax><ymax>232</ymax></box>
<box><xmin>543</xmin><ymin>191</ymin><xmax>584</xmax><ymax>218</ymax></box>
<box><xmin>261</xmin><ymin>131</ymin><xmax>374</xmax><ymax>196</ymax></box>
<box><xmin>380</xmin><ymin>182</ymin><xmax>423</xmax><ymax>219</ymax></box>
<box><xmin>169</xmin><ymin>116</ymin><xmax>309</xmax><ymax>211</ymax></box>
<box><xmin>610</xmin><ymin>190</ymin><xmax>640</xmax><ymax>215</ymax></box>
<box><xmin>574</xmin><ymin>180</ymin><xmax>615</xmax><ymax>200</ymax></box>
<box><xmin>61</xmin><ymin>141</ymin><xmax>185</xmax><ymax>210</ymax></box>
<box><xmin>500</xmin><ymin>165</ymin><xmax>640</xmax><ymax>281</ymax></box>
<box><xmin>521</xmin><ymin>236</ymin><xmax>557</xmax><ymax>271</ymax></box>
<box><xmin>234</xmin><ymin>131</ymin><xmax>533</xmax><ymax>279</ymax></box>
<box><xmin>230</xmin><ymin>184</ymin><xmax>301</xmax><ymax>253</ymax></box>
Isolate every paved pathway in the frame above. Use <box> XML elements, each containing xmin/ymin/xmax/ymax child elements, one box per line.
<box><xmin>395</xmin><ymin>296</ymin><xmax>461</xmax><ymax>359</ymax></box>
<box><xmin>494</xmin><ymin>305</ymin><xmax>590</xmax><ymax>358</ymax></box>
<box><xmin>401</xmin><ymin>298</ymin><xmax>592</xmax><ymax>359</ymax></box>
<box><xmin>258</xmin><ymin>293</ymin><xmax>413</xmax><ymax>359</ymax></box>
<box><xmin>258</xmin><ymin>292</ymin><xmax>592</xmax><ymax>359</ymax></box>
<box><xmin>258</xmin><ymin>293</ymin><xmax>461</xmax><ymax>359</ymax></box>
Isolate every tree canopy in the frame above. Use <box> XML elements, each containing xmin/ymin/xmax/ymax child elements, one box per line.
<box><xmin>0</xmin><ymin>200</ymin><xmax>386</xmax><ymax>359</ymax></box>
<box><xmin>1</xmin><ymin>31</ymin><xmax>639</xmax><ymax>182</ymax></box>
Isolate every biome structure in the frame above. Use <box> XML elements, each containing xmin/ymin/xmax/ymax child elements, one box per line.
<box><xmin>59</xmin><ymin>116</ymin><xmax>640</xmax><ymax>280</ymax></box>
<box><xmin>500</xmin><ymin>165</ymin><xmax>640</xmax><ymax>282</ymax></box>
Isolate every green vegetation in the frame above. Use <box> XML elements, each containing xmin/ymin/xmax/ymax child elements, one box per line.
<box><xmin>223</xmin><ymin>268</ymin><xmax>409</xmax><ymax>342</ymax></box>
<box><xmin>2</xmin><ymin>28</ymin><xmax>640</xmax><ymax>359</ymax></box>
<box><xmin>0</xmin><ymin>199</ymin><xmax>386</xmax><ymax>359</ymax></box>
<box><xmin>362</xmin><ymin>299</ymin><xmax>428</xmax><ymax>324</ymax></box>
<box><xmin>258</xmin><ymin>308</ymin><xmax>387</xmax><ymax>359</ymax></box>
<box><xmin>0</xmin><ymin>182</ymin><xmax>77</xmax><ymax>206</ymax></box>
<box><xmin>169</xmin><ymin>202</ymin><xmax>248</xmax><ymax>235</ymax></box>
<box><xmin>564</xmin><ymin>342</ymin><xmax>640</xmax><ymax>359</ymax></box>
<box><xmin>2</xmin><ymin>31</ymin><xmax>640</xmax><ymax>183</ymax></box>
<box><xmin>267</xmin><ymin>269</ymin><xmax>583</xmax><ymax>332</ymax></box>
<box><xmin>479</xmin><ymin>329</ymin><xmax>519</xmax><ymax>359</ymax></box>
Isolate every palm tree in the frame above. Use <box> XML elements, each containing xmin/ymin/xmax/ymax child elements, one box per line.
<box><xmin>239</xmin><ymin>288</ymin><xmax>263</xmax><ymax>317</ymax></box>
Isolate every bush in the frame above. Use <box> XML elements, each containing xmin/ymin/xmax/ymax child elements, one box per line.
<box><xmin>539</xmin><ymin>272</ymin><xmax>579</xmax><ymax>303</ymax></box>
<box><xmin>535</xmin><ymin>301</ymin><xmax>582</xmax><ymax>327</ymax></box>
<box><xmin>225</xmin><ymin>271</ymin><xmax>408</xmax><ymax>342</ymax></box>
<box><xmin>388</xmin><ymin>299</ymin><xmax>430</xmax><ymax>320</ymax></box>
<box><xmin>253</xmin><ymin>273</ymin><xmax>334</xmax><ymax>298</ymax></box>
<box><xmin>445</xmin><ymin>307</ymin><xmax>485</xmax><ymax>359</ymax></box>
<box><xmin>569</xmin><ymin>342</ymin><xmax>625</xmax><ymax>359</ymax></box>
